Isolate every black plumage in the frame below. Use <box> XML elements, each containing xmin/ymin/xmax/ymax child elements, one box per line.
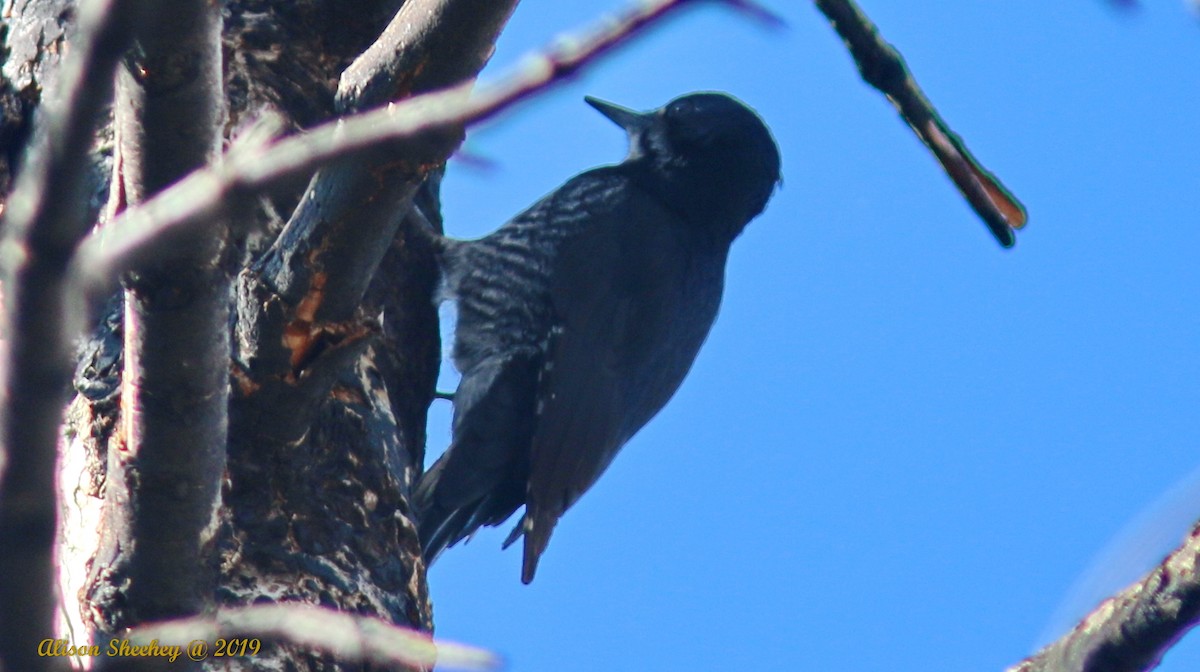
<box><xmin>415</xmin><ymin>91</ymin><xmax>781</xmax><ymax>583</ymax></box>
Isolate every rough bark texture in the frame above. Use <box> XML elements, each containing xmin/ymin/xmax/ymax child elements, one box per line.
<box><xmin>0</xmin><ymin>1</ymin><xmax>154</xmax><ymax>670</ymax></box>
<box><xmin>23</xmin><ymin>1</ymin><xmax>461</xmax><ymax>670</ymax></box>
<box><xmin>80</xmin><ymin>1</ymin><xmax>229</xmax><ymax>646</ymax></box>
<box><xmin>1010</xmin><ymin>524</ymin><xmax>1200</xmax><ymax>672</ymax></box>
<box><xmin>0</xmin><ymin>0</ymin><xmax>73</xmax><ymax>212</ymax></box>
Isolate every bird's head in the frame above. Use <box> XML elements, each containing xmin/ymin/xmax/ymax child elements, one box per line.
<box><xmin>586</xmin><ymin>91</ymin><xmax>781</xmax><ymax>241</ymax></box>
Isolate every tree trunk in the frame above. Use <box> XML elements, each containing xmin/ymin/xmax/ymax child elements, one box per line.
<box><xmin>2</xmin><ymin>1</ymin><xmax>514</xmax><ymax>669</ymax></box>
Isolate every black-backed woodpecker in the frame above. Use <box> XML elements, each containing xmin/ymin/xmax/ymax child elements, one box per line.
<box><xmin>415</xmin><ymin>91</ymin><xmax>781</xmax><ymax>583</ymax></box>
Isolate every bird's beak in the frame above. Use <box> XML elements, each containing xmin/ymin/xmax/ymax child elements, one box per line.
<box><xmin>584</xmin><ymin>96</ymin><xmax>651</xmax><ymax>134</ymax></box>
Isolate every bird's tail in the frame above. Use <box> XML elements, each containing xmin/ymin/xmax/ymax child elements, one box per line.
<box><xmin>501</xmin><ymin>509</ymin><xmax>558</xmax><ymax>585</ymax></box>
<box><xmin>418</xmin><ymin>474</ymin><xmax>556</xmax><ymax>583</ymax></box>
<box><xmin>413</xmin><ymin>459</ymin><xmax>471</xmax><ymax>565</ymax></box>
<box><xmin>415</xmin><ymin>455</ymin><xmax>524</xmax><ymax>565</ymax></box>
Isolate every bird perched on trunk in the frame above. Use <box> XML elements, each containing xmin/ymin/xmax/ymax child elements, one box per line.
<box><xmin>415</xmin><ymin>91</ymin><xmax>781</xmax><ymax>583</ymax></box>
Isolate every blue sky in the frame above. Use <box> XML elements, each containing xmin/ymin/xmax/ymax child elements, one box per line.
<box><xmin>425</xmin><ymin>2</ymin><xmax>1200</xmax><ymax>670</ymax></box>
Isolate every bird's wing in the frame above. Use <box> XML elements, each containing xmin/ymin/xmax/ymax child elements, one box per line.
<box><xmin>415</xmin><ymin>352</ymin><xmax>538</xmax><ymax>561</ymax></box>
<box><xmin>419</xmin><ymin>169</ymin><xmax>639</xmax><ymax>565</ymax></box>
<box><xmin>520</xmin><ymin>189</ymin><xmax>691</xmax><ymax>583</ymax></box>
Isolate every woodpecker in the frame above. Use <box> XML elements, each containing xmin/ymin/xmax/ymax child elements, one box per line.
<box><xmin>415</xmin><ymin>91</ymin><xmax>781</xmax><ymax>583</ymax></box>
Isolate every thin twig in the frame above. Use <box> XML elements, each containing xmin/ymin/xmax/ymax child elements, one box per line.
<box><xmin>813</xmin><ymin>0</ymin><xmax>1027</xmax><ymax>248</ymax></box>
<box><xmin>116</xmin><ymin>604</ymin><xmax>499</xmax><ymax>670</ymax></box>
<box><xmin>73</xmin><ymin>0</ymin><xmax>770</xmax><ymax>289</ymax></box>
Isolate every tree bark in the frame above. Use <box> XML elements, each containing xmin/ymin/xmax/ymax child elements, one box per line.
<box><xmin>33</xmin><ymin>1</ymin><xmax>512</xmax><ymax>669</ymax></box>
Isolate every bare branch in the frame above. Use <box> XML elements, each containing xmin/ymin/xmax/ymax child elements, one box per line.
<box><xmin>237</xmin><ymin>3</ymin><xmax>522</xmax><ymax>390</ymax></box>
<box><xmin>117</xmin><ymin>604</ymin><xmax>500</xmax><ymax>671</ymax></box>
<box><xmin>1010</xmin><ymin>524</ymin><xmax>1200</xmax><ymax>672</ymax></box>
<box><xmin>0</xmin><ymin>0</ymin><xmax>150</xmax><ymax>669</ymax></box>
<box><xmin>208</xmin><ymin>0</ymin><xmax>527</xmax><ymax>652</ymax></box>
<box><xmin>85</xmin><ymin>0</ymin><xmax>229</xmax><ymax>635</ymax></box>
<box><xmin>336</xmin><ymin>0</ymin><xmax>520</xmax><ymax>111</ymax></box>
<box><xmin>73</xmin><ymin>0</ymin><xmax>757</xmax><ymax>290</ymax></box>
<box><xmin>813</xmin><ymin>0</ymin><xmax>1027</xmax><ymax>248</ymax></box>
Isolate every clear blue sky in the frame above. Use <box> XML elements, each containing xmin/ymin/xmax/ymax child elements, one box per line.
<box><xmin>425</xmin><ymin>2</ymin><xmax>1200</xmax><ymax>670</ymax></box>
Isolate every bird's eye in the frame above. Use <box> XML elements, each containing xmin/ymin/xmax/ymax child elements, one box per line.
<box><xmin>666</xmin><ymin>99</ymin><xmax>696</xmax><ymax>120</ymax></box>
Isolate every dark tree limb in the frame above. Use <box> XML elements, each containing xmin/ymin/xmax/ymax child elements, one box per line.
<box><xmin>223</xmin><ymin>0</ymin><xmax>518</xmax><ymax>544</ymax></box>
<box><xmin>115</xmin><ymin>604</ymin><xmax>500</xmax><ymax>671</ymax></box>
<box><xmin>813</xmin><ymin>0</ymin><xmax>1027</xmax><ymax>248</ymax></box>
<box><xmin>362</xmin><ymin>178</ymin><xmax>445</xmax><ymax>502</ymax></box>
<box><xmin>0</xmin><ymin>1</ymin><xmax>151</xmax><ymax>670</ymax></box>
<box><xmin>1008</xmin><ymin>523</ymin><xmax>1200</xmax><ymax>672</ymax></box>
<box><xmin>245</xmin><ymin>0</ymin><xmax>521</xmax><ymax>371</ymax></box>
<box><xmin>85</xmin><ymin>0</ymin><xmax>229</xmax><ymax>640</ymax></box>
<box><xmin>0</xmin><ymin>0</ymin><xmax>74</xmax><ymax>209</ymax></box>
<box><xmin>215</xmin><ymin>3</ymin><xmax>521</xmax><ymax>665</ymax></box>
